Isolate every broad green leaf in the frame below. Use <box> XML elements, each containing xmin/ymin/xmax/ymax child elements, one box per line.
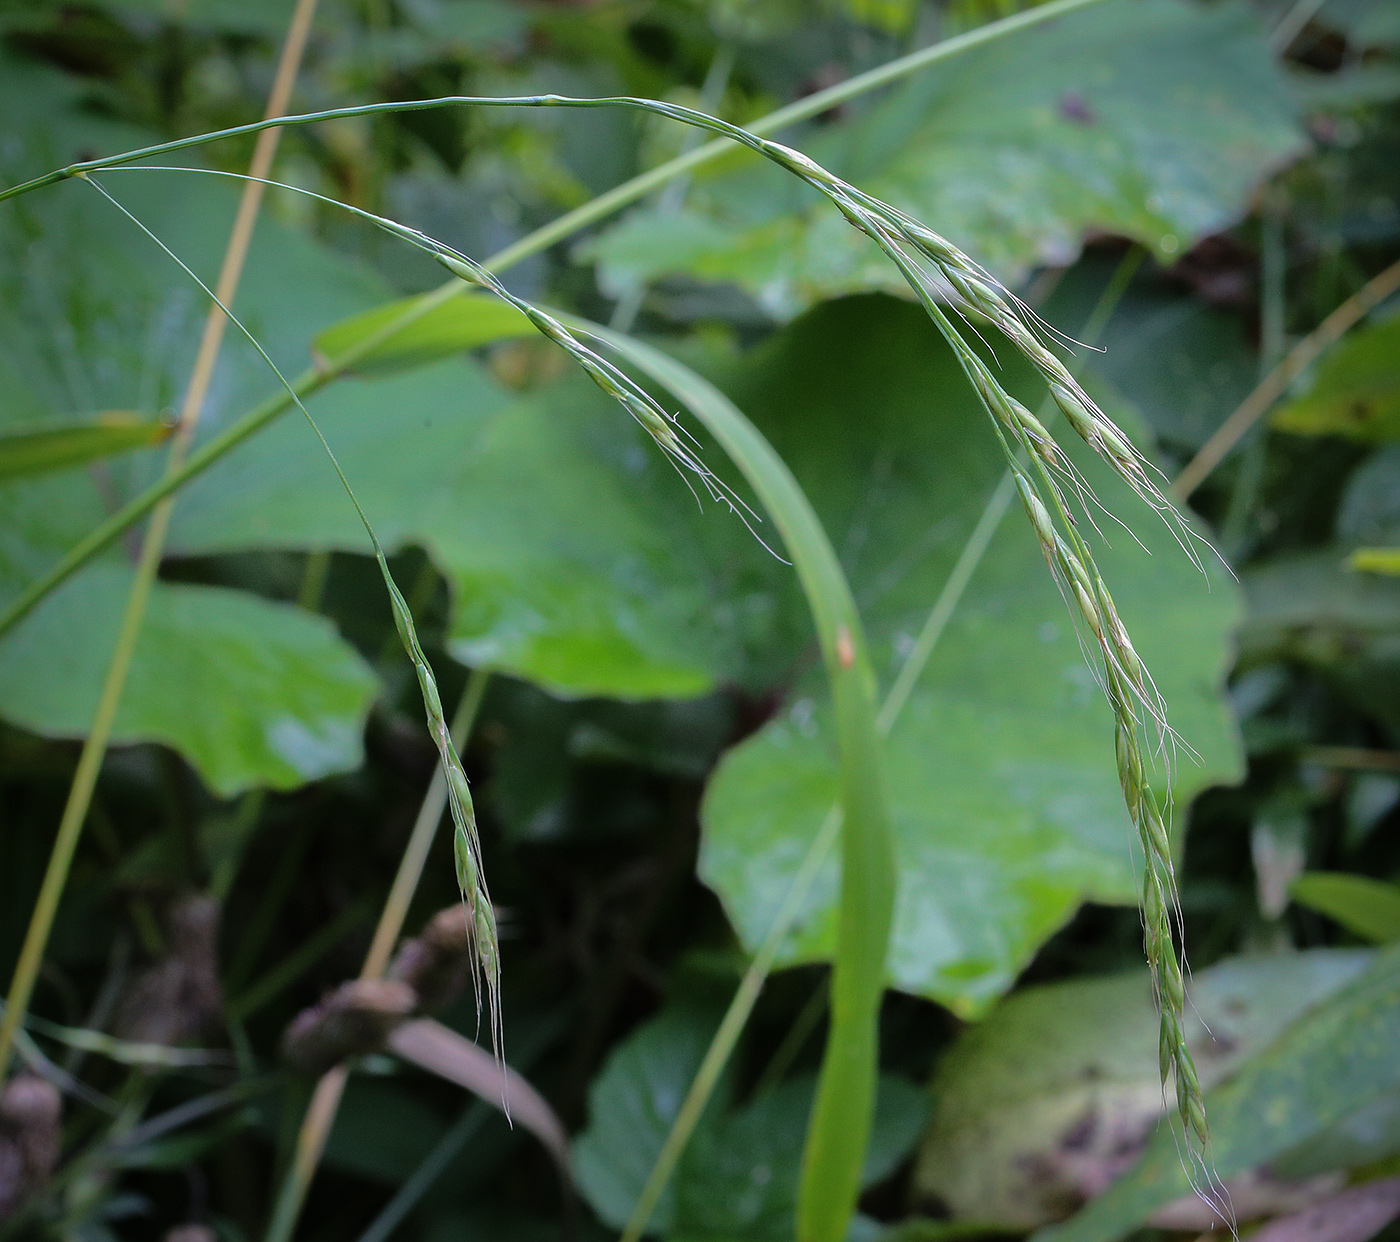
<box><xmin>0</xmin><ymin>562</ymin><xmax>376</xmax><ymax>796</ymax></box>
<box><xmin>585</xmin><ymin>0</ymin><xmax>1303</xmax><ymax>310</ymax></box>
<box><xmin>574</xmin><ymin>1003</ymin><xmax>724</xmax><ymax>1234</ymax></box>
<box><xmin>312</xmin><ymin>291</ymin><xmax>532</xmax><ymax>375</ymax></box>
<box><xmin>167</xmin><ymin>359</ymin><xmax>729</xmax><ymax>699</ymax></box>
<box><xmin>1238</xmin><ymin>550</ymin><xmax>1400</xmax><ymax>736</ymax></box>
<box><xmin>0</xmin><ymin>158</ymin><xmax>389</xmax><ymax>789</ymax></box>
<box><xmin>1292</xmin><ymin>872</ymin><xmax>1400</xmax><ymax>943</ymax></box>
<box><xmin>1036</xmin><ymin>942</ymin><xmax>1400</xmax><ymax>1242</ymax></box>
<box><xmin>913</xmin><ymin>950</ymin><xmax>1373</xmax><ymax>1229</ymax></box>
<box><xmin>573</xmin><ymin>1001</ymin><xmax>925</xmax><ymax>1241</ymax></box>
<box><xmin>697</xmin><ymin>295</ymin><xmax>1243</xmax><ymax>1015</ymax></box>
<box><xmin>1273</xmin><ymin>315</ymin><xmax>1400</xmax><ymax>441</ymax></box>
<box><xmin>0</xmin><ymin>415</ymin><xmax>171</xmax><ymax>480</ymax></box>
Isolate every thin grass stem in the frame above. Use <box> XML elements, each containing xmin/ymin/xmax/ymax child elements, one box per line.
<box><xmin>263</xmin><ymin>669</ymin><xmax>491</xmax><ymax>1242</ymax></box>
<box><xmin>1174</xmin><ymin>255</ymin><xmax>1400</xmax><ymax>501</ymax></box>
<box><xmin>0</xmin><ymin>0</ymin><xmax>321</xmax><ymax>1081</ymax></box>
<box><xmin>616</xmin><ymin>249</ymin><xmax>1141</xmax><ymax>1242</ymax></box>
<box><xmin>0</xmin><ymin>0</ymin><xmax>1111</xmax><ymax>207</ymax></box>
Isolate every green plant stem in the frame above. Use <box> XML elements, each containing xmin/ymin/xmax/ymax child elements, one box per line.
<box><xmin>589</xmin><ymin>331</ymin><xmax>892</xmax><ymax>1242</ymax></box>
<box><xmin>615</xmin><ymin>248</ymin><xmax>1142</xmax><ymax>1242</ymax></box>
<box><xmin>0</xmin><ymin>0</ymin><xmax>321</xmax><ymax>1081</ymax></box>
<box><xmin>0</xmin><ymin>0</ymin><xmax>1109</xmax><ymax>208</ymax></box>
<box><xmin>263</xmin><ymin>670</ymin><xmax>490</xmax><ymax>1242</ymax></box>
<box><xmin>298</xmin><ymin>549</ymin><xmax>333</xmax><ymax>611</ymax></box>
<box><xmin>0</xmin><ymin>0</ymin><xmax>1114</xmax><ymax>641</ymax></box>
<box><xmin>1174</xmin><ymin>254</ymin><xmax>1400</xmax><ymax>501</ymax></box>
<box><xmin>0</xmin><ymin>544</ymin><xmax>156</xmax><ymax>1080</ymax></box>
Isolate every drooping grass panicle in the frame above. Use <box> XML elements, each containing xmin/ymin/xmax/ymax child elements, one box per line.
<box><xmin>109</xmin><ymin>165</ymin><xmax>775</xmax><ymax>550</ymax></box>
<box><xmin>80</xmin><ymin>174</ymin><xmax>503</xmax><ymax>1063</ymax></box>
<box><xmin>94</xmin><ymin>102</ymin><xmax>1211</xmax><ymax>1162</ymax></box>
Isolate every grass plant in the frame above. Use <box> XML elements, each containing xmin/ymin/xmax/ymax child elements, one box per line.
<box><xmin>0</xmin><ymin>4</ymin><xmax>1237</xmax><ymax>1237</ymax></box>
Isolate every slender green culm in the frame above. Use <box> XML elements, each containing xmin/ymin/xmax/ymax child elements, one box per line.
<box><xmin>80</xmin><ymin>177</ymin><xmax>502</xmax><ymax>1059</ymax></box>
<box><xmin>0</xmin><ymin>0</ymin><xmax>1112</xmax><ymax>206</ymax></box>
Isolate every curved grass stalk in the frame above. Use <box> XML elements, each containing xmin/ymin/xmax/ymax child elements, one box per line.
<box><xmin>0</xmin><ymin>0</ymin><xmax>1109</xmax><ymax>207</ymax></box>
<box><xmin>587</xmin><ymin>331</ymin><xmax>892</xmax><ymax>1242</ymax></box>
<box><xmin>0</xmin><ymin>0</ymin><xmax>1117</xmax><ymax>640</ymax></box>
<box><xmin>77</xmin><ymin>178</ymin><xmax>502</xmax><ymax>1070</ymax></box>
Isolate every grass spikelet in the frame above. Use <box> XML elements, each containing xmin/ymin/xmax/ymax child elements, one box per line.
<box><xmin>809</xmin><ymin>139</ymin><xmax>1213</xmax><ymax>1157</ymax></box>
<box><xmin>83</xmin><ymin>177</ymin><xmax>503</xmax><ymax>1065</ymax></box>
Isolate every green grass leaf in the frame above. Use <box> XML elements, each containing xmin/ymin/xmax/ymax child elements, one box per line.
<box><xmin>0</xmin><ymin>416</ymin><xmax>171</xmax><ymax>480</ymax></box>
<box><xmin>1292</xmin><ymin>872</ymin><xmax>1400</xmax><ymax>943</ymax></box>
<box><xmin>312</xmin><ymin>292</ymin><xmax>532</xmax><ymax>376</ymax></box>
<box><xmin>584</xmin><ymin>0</ymin><xmax>1303</xmax><ymax>310</ymax></box>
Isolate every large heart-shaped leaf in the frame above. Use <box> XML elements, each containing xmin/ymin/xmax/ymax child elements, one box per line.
<box><xmin>1037</xmin><ymin>942</ymin><xmax>1400</xmax><ymax>1242</ymax></box>
<box><xmin>0</xmin><ymin>565</ymin><xmax>376</xmax><ymax>796</ymax></box>
<box><xmin>913</xmin><ymin>949</ymin><xmax>1374</xmax><ymax>1229</ymax></box>
<box><xmin>572</xmin><ymin>1001</ymin><xmax>925</xmax><ymax>1241</ymax></box>
<box><xmin>585</xmin><ymin>0</ymin><xmax>1303</xmax><ymax>312</ymax></box>
<box><xmin>695</xmin><ymin>295</ymin><xmax>1243</xmax><ymax>1014</ymax></box>
<box><xmin>0</xmin><ymin>127</ymin><xmax>389</xmax><ymax>790</ymax></box>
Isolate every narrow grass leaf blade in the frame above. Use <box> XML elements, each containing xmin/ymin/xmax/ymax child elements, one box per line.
<box><xmin>312</xmin><ymin>292</ymin><xmax>531</xmax><ymax>374</ymax></box>
<box><xmin>1291</xmin><ymin>872</ymin><xmax>1400</xmax><ymax>944</ymax></box>
<box><xmin>580</xmin><ymin>324</ymin><xmax>895</xmax><ymax>1242</ymax></box>
<box><xmin>0</xmin><ymin>415</ymin><xmax>170</xmax><ymax>480</ymax></box>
